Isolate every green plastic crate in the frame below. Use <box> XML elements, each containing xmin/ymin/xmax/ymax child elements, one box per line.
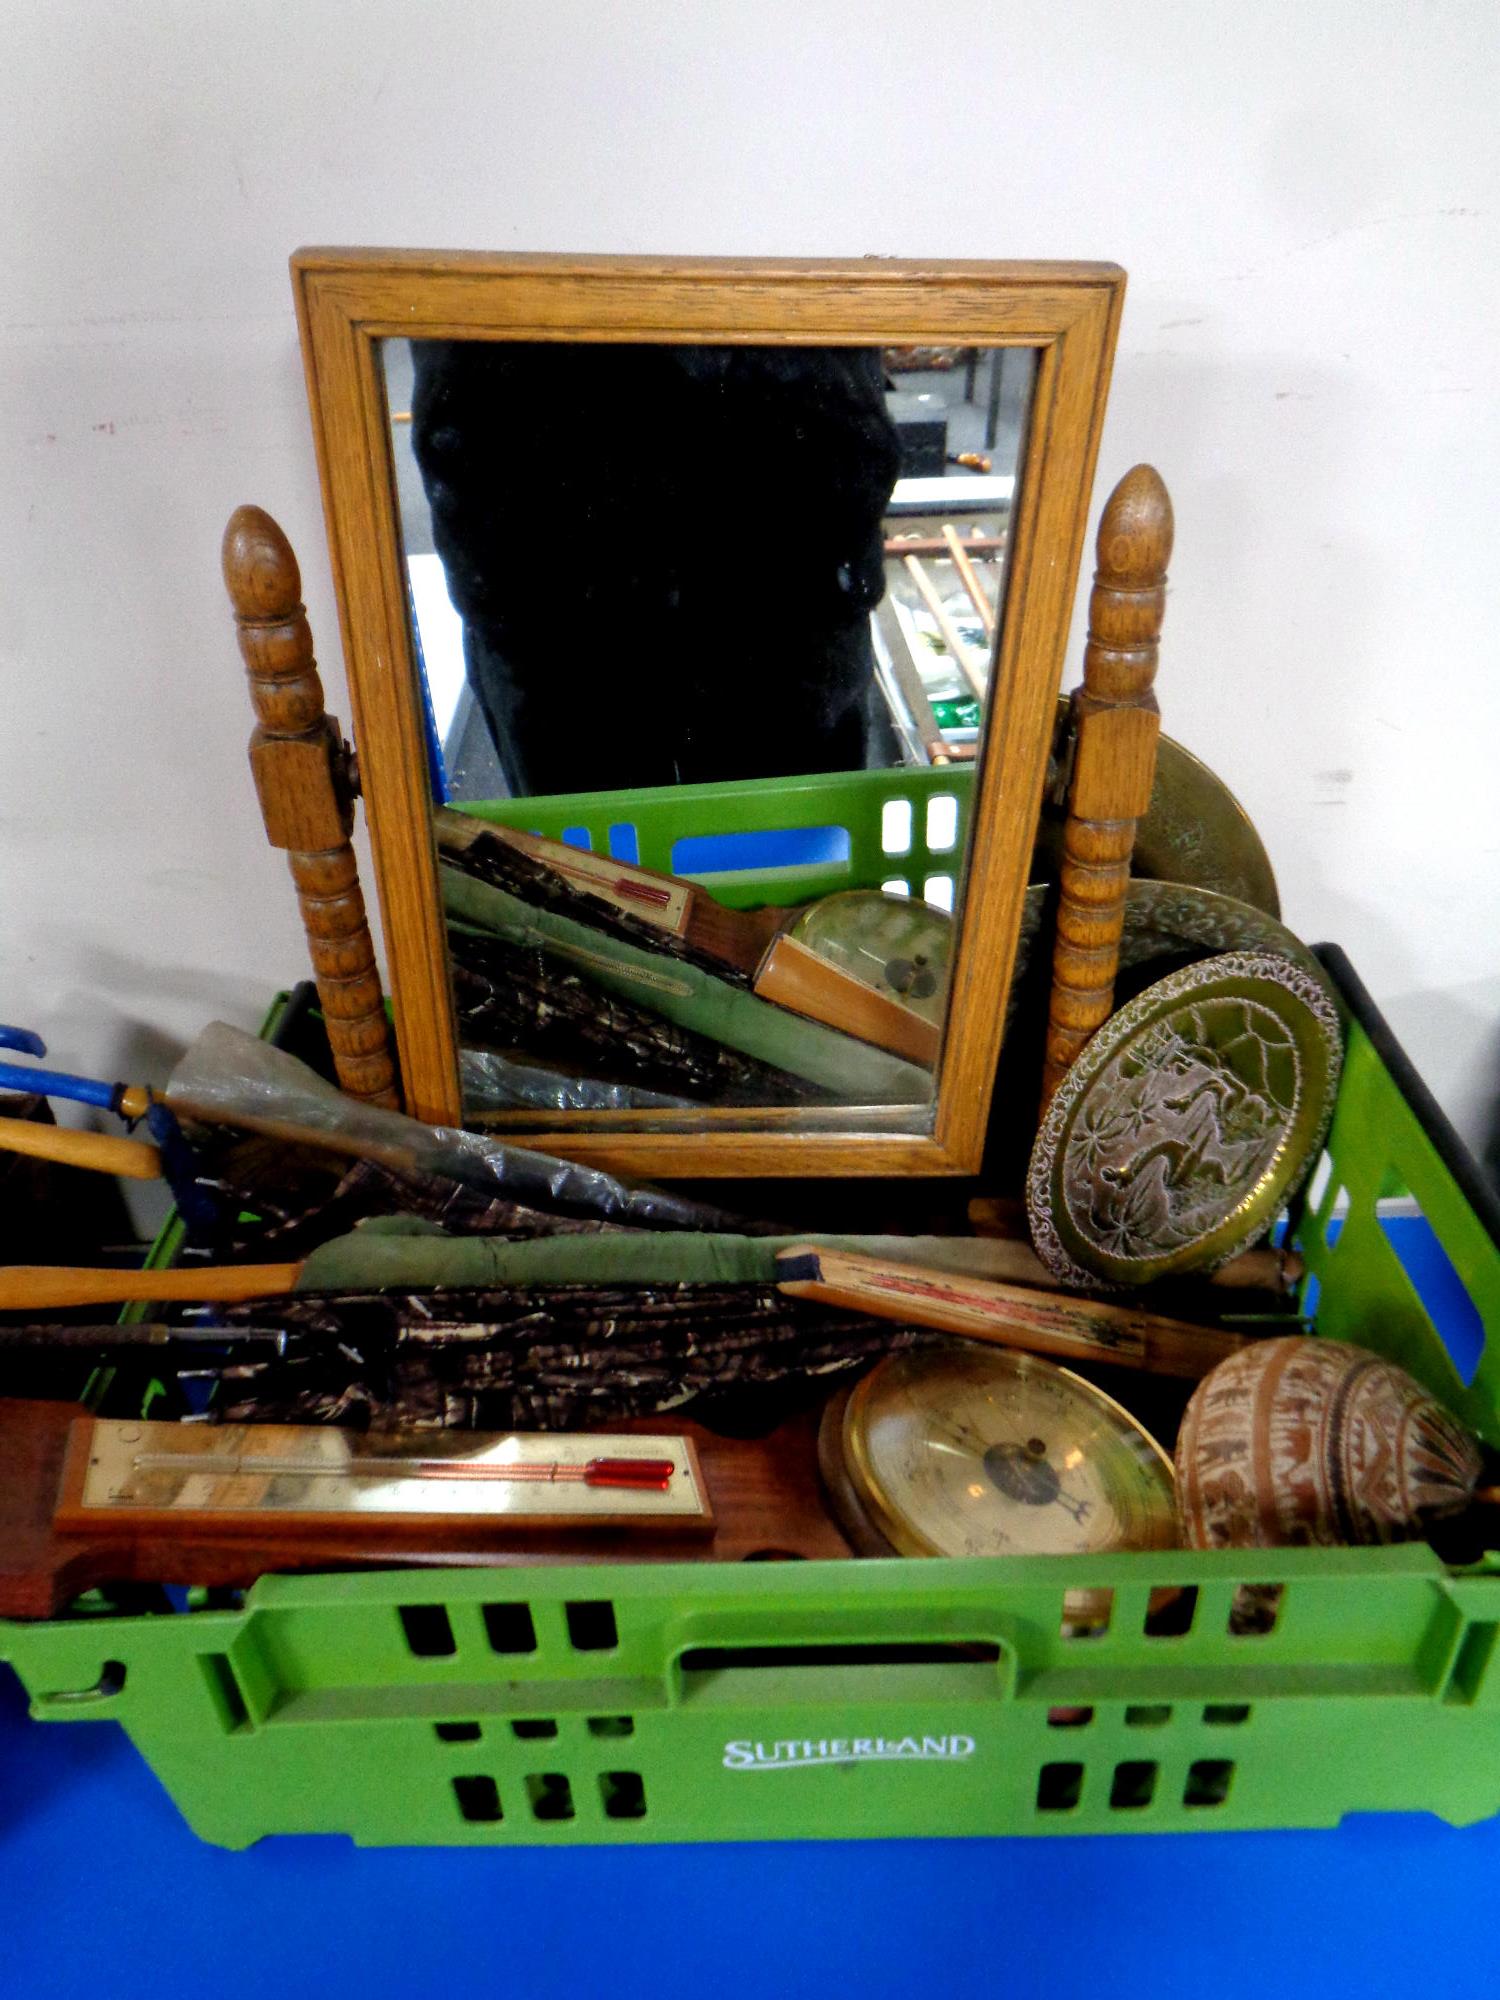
<box><xmin>6</xmin><ymin>948</ymin><xmax>1500</xmax><ymax>1847</ymax></box>
<box><xmin>459</xmin><ymin>763</ymin><xmax>976</xmax><ymax>907</ymax></box>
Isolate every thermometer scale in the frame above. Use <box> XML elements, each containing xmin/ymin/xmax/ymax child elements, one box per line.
<box><xmin>58</xmin><ymin>1419</ymin><xmax>712</xmax><ymax>1536</ymax></box>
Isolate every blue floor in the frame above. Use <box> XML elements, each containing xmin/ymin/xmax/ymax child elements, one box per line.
<box><xmin>3</xmin><ymin>1213</ymin><xmax>1497</xmax><ymax>1996</ymax></box>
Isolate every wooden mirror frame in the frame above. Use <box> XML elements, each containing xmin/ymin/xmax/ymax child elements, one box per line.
<box><xmin>292</xmin><ymin>248</ymin><xmax>1124</xmax><ymax>1177</ymax></box>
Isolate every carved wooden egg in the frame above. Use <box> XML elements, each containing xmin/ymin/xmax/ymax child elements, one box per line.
<box><xmin>1176</xmin><ymin>1336</ymin><xmax>1484</xmax><ymax>1549</ymax></box>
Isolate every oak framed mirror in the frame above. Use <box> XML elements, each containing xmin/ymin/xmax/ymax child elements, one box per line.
<box><xmin>291</xmin><ymin>249</ymin><xmax>1123</xmax><ymax>1176</ymax></box>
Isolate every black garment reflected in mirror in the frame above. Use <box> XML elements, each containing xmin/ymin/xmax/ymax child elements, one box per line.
<box><xmin>409</xmin><ymin>341</ymin><xmax>903</xmax><ymax>797</ymax></box>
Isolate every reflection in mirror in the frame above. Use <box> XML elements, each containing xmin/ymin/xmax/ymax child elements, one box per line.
<box><xmin>381</xmin><ymin>339</ymin><xmax>1037</xmax><ymax>1131</ymax></box>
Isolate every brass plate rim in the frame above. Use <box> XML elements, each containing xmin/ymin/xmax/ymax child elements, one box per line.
<box><xmin>1020</xmin><ymin>878</ymin><xmax>1333</xmax><ymax>995</ymax></box>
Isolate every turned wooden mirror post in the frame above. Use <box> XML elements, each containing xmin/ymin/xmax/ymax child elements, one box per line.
<box><xmin>1040</xmin><ymin>464</ymin><xmax>1175</xmax><ymax>1110</ymax></box>
<box><xmin>222</xmin><ymin>506</ymin><xmax>400</xmax><ymax>1108</ymax></box>
<box><xmin>290</xmin><ymin>250</ymin><xmax>1127</xmax><ymax>1173</ymax></box>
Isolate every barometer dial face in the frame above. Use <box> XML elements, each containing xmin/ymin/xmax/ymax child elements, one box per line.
<box><xmin>825</xmin><ymin>1346</ymin><xmax>1177</xmax><ymax>1559</ymax></box>
<box><xmin>790</xmin><ymin>891</ymin><xmax>953</xmax><ymax>1025</ymax></box>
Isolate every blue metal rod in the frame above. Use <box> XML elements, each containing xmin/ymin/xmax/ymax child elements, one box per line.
<box><xmin>0</xmin><ymin>1026</ymin><xmax>47</xmax><ymax>1058</ymax></box>
<box><xmin>0</xmin><ymin>1062</ymin><xmax>122</xmax><ymax>1111</ymax></box>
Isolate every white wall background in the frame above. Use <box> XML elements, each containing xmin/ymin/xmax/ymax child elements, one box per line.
<box><xmin>2</xmin><ymin>0</ymin><xmax>1497</xmax><ymax>1166</ymax></box>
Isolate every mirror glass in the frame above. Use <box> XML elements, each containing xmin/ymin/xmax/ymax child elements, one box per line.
<box><xmin>380</xmin><ymin>337</ymin><xmax>1038</xmax><ymax>1131</ymax></box>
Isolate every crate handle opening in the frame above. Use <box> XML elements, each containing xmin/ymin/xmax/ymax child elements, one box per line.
<box><xmin>34</xmin><ymin>1658</ymin><xmax>127</xmax><ymax>1709</ymax></box>
<box><xmin>679</xmin><ymin>1640</ymin><xmax>1001</xmax><ymax>1672</ymax></box>
<box><xmin>675</xmin><ymin>1637</ymin><xmax>1008</xmax><ymax>1709</ymax></box>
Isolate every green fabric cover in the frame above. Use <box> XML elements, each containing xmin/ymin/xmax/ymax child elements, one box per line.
<box><xmin>295</xmin><ymin>1228</ymin><xmax>1027</xmax><ymax>1294</ymax></box>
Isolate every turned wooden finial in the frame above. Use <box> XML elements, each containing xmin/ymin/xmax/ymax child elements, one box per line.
<box><xmin>1089</xmin><ymin>464</ymin><xmax>1174</xmax><ymax>689</ymax></box>
<box><xmin>222</xmin><ymin>505</ymin><xmax>400</xmax><ymax>1109</ymax></box>
<box><xmin>1039</xmin><ymin>466</ymin><xmax>1174</xmax><ymax>1112</ymax></box>
<box><xmin>222</xmin><ymin>504</ymin><xmax>302</xmax><ymax>618</ymax></box>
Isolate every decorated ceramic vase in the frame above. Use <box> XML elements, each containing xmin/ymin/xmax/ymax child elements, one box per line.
<box><xmin>1176</xmin><ymin>1336</ymin><xmax>1483</xmax><ymax>1549</ymax></box>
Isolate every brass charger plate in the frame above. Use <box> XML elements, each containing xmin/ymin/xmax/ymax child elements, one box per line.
<box><xmin>1134</xmin><ymin>735</ymin><xmax>1281</xmax><ymax>917</ymax></box>
<box><xmin>1035</xmin><ymin>700</ymin><xmax>1281</xmax><ymax>917</ymax></box>
<box><xmin>1027</xmin><ymin>950</ymin><xmax>1343</xmax><ymax>1289</ymax></box>
<box><xmin>818</xmin><ymin>1345</ymin><xmax>1177</xmax><ymax>1560</ymax></box>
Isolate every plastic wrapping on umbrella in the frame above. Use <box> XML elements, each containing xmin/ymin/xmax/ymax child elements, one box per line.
<box><xmin>166</xmin><ymin>1021</ymin><xmax>766</xmax><ymax>1234</ymax></box>
<box><xmin>459</xmin><ymin>1044</ymin><xmax>698</xmax><ymax>1114</ymax></box>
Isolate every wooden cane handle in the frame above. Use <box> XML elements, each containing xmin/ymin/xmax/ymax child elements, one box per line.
<box><xmin>0</xmin><ymin>1117</ymin><xmax>161</xmax><ymax>1181</ymax></box>
<box><xmin>221</xmin><ymin>507</ymin><xmax>400</xmax><ymax>1108</ymax></box>
<box><xmin>1040</xmin><ymin>466</ymin><xmax>1174</xmax><ymax>1110</ymax></box>
<box><xmin>0</xmin><ymin>1265</ymin><xmax>303</xmax><ymax>1311</ymax></box>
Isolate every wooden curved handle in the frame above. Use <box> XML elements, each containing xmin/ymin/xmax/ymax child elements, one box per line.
<box><xmin>1040</xmin><ymin>466</ymin><xmax>1174</xmax><ymax>1110</ymax></box>
<box><xmin>222</xmin><ymin>507</ymin><xmax>400</xmax><ymax>1108</ymax></box>
<box><xmin>0</xmin><ymin>1264</ymin><xmax>301</xmax><ymax>1311</ymax></box>
<box><xmin>0</xmin><ymin>1116</ymin><xmax>160</xmax><ymax>1180</ymax></box>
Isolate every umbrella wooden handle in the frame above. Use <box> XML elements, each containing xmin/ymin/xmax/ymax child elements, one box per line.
<box><xmin>0</xmin><ymin>1265</ymin><xmax>301</xmax><ymax>1310</ymax></box>
<box><xmin>0</xmin><ymin>1117</ymin><xmax>161</xmax><ymax>1181</ymax></box>
<box><xmin>1040</xmin><ymin>466</ymin><xmax>1174</xmax><ymax>1111</ymax></box>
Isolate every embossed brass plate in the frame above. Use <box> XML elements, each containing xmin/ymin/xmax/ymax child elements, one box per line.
<box><xmin>1133</xmin><ymin>734</ymin><xmax>1280</xmax><ymax>916</ymax></box>
<box><xmin>1027</xmin><ymin>950</ymin><xmax>1343</xmax><ymax>1288</ymax></box>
